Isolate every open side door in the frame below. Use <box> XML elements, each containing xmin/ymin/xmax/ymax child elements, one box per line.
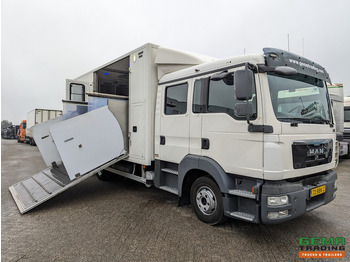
<box><xmin>9</xmin><ymin>106</ymin><xmax>127</xmax><ymax>214</ymax></box>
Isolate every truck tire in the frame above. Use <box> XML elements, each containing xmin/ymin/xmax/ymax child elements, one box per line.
<box><xmin>96</xmin><ymin>170</ymin><xmax>113</xmax><ymax>181</ymax></box>
<box><xmin>190</xmin><ymin>176</ymin><xmax>227</xmax><ymax>225</ymax></box>
<box><xmin>346</xmin><ymin>145</ymin><xmax>350</xmax><ymax>159</ymax></box>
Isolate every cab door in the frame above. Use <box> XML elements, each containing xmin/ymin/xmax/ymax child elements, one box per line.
<box><xmin>199</xmin><ymin>70</ymin><xmax>264</xmax><ymax>179</ymax></box>
<box><xmin>158</xmin><ymin>81</ymin><xmax>190</xmax><ymax>163</ymax></box>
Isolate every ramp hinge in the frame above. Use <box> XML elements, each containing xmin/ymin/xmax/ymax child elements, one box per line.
<box><xmin>51</xmin><ymin>162</ymin><xmax>59</xmax><ymax>169</ymax></box>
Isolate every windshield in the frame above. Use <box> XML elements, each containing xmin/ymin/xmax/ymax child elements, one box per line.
<box><xmin>267</xmin><ymin>73</ymin><xmax>332</xmax><ymax>124</ymax></box>
<box><xmin>345</xmin><ymin>107</ymin><xmax>350</xmax><ymax>122</ymax></box>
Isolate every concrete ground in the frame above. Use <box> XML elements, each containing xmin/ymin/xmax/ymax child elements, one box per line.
<box><xmin>1</xmin><ymin>139</ymin><xmax>350</xmax><ymax>262</ymax></box>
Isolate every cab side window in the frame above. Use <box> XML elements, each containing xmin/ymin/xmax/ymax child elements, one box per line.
<box><xmin>192</xmin><ymin>73</ymin><xmax>257</xmax><ymax>119</ymax></box>
<box><xmin>208</xmin><ymin>76</ymin><xmax>236</xmax><ymax>116</ymax></box>
<box><xmin>165</xmin><ymin>83</ymin><xmax>188</xmax><ymax>115</ymax></box>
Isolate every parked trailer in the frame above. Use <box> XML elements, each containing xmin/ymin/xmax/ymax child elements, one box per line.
<box><xmin>327</xmin><ymin>84</ymin><xmax>350</xmax><ymax>159</ymax></box>
<box><xmin>26</xmin><ymin>109</ymin><xmax>62</xmax><ymax>145</ymax></box>
<box><xmin>10</xmin><ymin>43</ymin><xmax>337</xmax><ymax>225</ymax></box>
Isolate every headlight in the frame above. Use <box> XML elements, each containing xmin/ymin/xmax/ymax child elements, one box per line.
<box><xmin>267</xmin><ymin>210</ymin><xmax>289</xmax><ymax>219</ymax></box>
<box><xmin>267</xmin><ymin>195</ymin><xmax>289</xmax><ymax>206</ymax></box>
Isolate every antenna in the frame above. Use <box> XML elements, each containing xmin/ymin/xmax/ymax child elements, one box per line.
<box><xmin>287</xmin><ymin>34</ymin><xmax>290</xmax><ymax>51</ymax></box>
<box><xmin>302</xmin><ymin>38</ymin><xmax>304</xmax><ymax>56</ymax></box>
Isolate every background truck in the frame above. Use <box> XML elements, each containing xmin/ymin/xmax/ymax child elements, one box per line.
<box><xmin>1</xmin><ymin>125</ymin><xmax>19</xmax><ymax>139</ymax></box>
<box><xmin>17</xmin><ymin>120</ymin><xmax>27</xmax><ymax>143</ymax></box>
<box><xmin>9</xmin><ymin>43</ymin><xmax>337</xmax><ymax>225</ymax></box>
<box><xmin>327</xmin><ymin>84</ymin><xmax>350</xmax><ymax>159</ymax></box>
<box><xmin>344</xmin><ymin>96</ymin><xmax>350</xmax><ymax>143</ymax></box>
<box><xmin>25</xmin><ymin>109</ymin><xmax>62</xmax><ymax>146</ymax></box>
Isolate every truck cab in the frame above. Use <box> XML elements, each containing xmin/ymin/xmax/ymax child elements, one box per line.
<box><xmin>155</xmin><ymin>48</ymin><xmax>337</xmax><ymax>224</ymax></box>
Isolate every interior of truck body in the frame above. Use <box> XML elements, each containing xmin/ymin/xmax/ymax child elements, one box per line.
<box><xmin>94</xmin><ymin>57</ymin><xmax>130</xmax><ymax>97</ymax></box>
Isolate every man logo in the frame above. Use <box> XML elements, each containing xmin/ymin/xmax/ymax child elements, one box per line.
<box><xmin>307</xmin><ymin>147</ymin><xmax>325</xmax><ymax>156</ymax></box>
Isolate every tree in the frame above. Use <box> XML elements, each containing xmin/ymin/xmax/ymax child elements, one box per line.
<box><xmin>2</xmin><ymin>120</ymin><xmax>13</xmax><ymax>129</ymax></box>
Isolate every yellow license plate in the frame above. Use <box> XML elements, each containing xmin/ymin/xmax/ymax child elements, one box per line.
<box><xmin>310</xmin><ymin>185</ymin><xmax>326</xmax><ymax>198</ymax></box>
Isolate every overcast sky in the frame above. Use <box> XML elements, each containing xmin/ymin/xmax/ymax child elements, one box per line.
<box><xmin>2</xmin><ymin>0</ymin><xmax>350</xmax><ymax>124</ymax></box>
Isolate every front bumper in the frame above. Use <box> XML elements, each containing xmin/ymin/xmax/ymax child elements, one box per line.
<box><xmin>260</xmin><ymin>170</ymin><xmax>337</xmax><ymax>224</ymax></box>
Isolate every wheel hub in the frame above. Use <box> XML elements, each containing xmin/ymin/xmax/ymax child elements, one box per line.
<box><xmin>196</xmin><ymin>186</ymin><xmax>217</xmax><ymax>215</ymax></box>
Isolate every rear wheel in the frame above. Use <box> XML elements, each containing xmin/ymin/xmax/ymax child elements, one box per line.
<box><xmin>190</xmin><ymin>176</ymin><xmax>227</xmax><ymax>225</ymax></box>
<box><xmin>96</xmin><ymin>170</ymin><xmax>113</xmax><ymax>181</ymax></box>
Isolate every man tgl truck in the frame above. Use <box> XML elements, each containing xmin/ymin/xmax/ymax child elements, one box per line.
<box><xmin>9</xmin><ymin>44</ymin><xmax>337</xmax><ymax>225</ymax></box>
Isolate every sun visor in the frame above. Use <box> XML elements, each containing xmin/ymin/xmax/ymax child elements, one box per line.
<box><xmin>263</xmin><ymin>48</ymin><xmax>331</xmax><ymax>83</ymax></box>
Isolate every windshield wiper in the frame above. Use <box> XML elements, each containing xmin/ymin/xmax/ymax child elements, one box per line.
<box><xmin>278</xmin><ymin>116</ymin><xmax>330</xmax><ymax>125</ymax></box>
<box><xmin>278</xmin><ymin>117</ymin><xmax>311</xmax><ymax>123</ymax></box>
<box><xmin>308</xmin><ymin>116</ymin><xmax>330</xmax><ymax>124</ymax></box>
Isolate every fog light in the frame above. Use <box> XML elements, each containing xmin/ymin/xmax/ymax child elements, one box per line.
<box><xmin>267</xmin><ymin>196</ymin><xmax>289</xmax><ymax>206</ymax></box>
<box><xmin>267</xmin><ymin>210</ymin><xmax>289</xmax><ymax>219</ymax></box>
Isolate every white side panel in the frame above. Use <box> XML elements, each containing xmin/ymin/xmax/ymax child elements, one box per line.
<box><xmin>43</xmin><ymin>110</ymin><xmax>49</xmax><ymax>122</ymax></box>
<box><xmin>26</xmin><ymin>110</ymin><xmax>36</xmax><ymax>129</ymax></box>
<box><xmin>49</xmin><ymin>106</ymin><xmax>125</xmax><ymax>180</ymax></box>
<box><xmin>32</xmin><ymin>116</ymin><xmax>65</xmax><ymax>166</ymax></box>
<box><xmin>129</xmin><ymin>102</ymin><xmax>145</xmax><ymax>160</ymax></box>
<box><xmin>35</xmin><ymin>110</ymin><xmax>42</xmax><ymax>124</ymax></box>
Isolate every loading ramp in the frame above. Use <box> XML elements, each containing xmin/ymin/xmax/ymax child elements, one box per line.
<box><xmin>9</xmin><ymin>106</ymin><xmax>127</xmax><ymax>214</ymax></box>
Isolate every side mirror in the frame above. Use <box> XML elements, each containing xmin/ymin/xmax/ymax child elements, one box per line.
<box><xmin>234</xmin><ymin>102</ymin><xmax>253</xmax><ymax>117</ymax></box>
<box><xmin>235</xmin><ymin>69</ymin><xmax>254</xmax><ymax>100</ymax></box>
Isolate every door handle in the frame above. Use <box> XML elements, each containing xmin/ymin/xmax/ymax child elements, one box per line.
<box><xmin>201</xmin><ymin>138</ymin><xmax>210</xmax><ymax>150</ymax></box>
<box><xmin>160</xmin><ymin>136</ymin><xmax>166</xmax><ymax>145</ymax></box>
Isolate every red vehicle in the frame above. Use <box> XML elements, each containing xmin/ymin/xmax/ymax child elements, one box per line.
<box><xmin>17</xmin><ymin>120</ymin><xmax>27</xmax><ymax>143</ymax></box>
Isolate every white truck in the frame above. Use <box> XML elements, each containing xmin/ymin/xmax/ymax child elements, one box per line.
<box><xmin>25</xmin><ymin>109</ymin><xmax>62</xmax><ymax>145</ymax></box>
<box><xmin>327</xmin><ymin>84</ymin><xmax>350</xmax><ymax>159</ymax></box>
<box><xmin>9</xmin><ymin>43</ymin><xmax>337</xmax><ymax>225</ymax></box>
<box><xmin>344</xmin><ymin>96</ymin><xmax>350</xmax><ymax>143</ymax></box>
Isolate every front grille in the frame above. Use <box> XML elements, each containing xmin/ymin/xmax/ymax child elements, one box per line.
<box><xmin>343</xmin><ymin>132</ymin><xmax>350</xmax><ymax>140</ymax></box>
<box><xmin>292</xmin><ymin>140</ymin><xmax>333</xmax><ymax>169</ymax></box>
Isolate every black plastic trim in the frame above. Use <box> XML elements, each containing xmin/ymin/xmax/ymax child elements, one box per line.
<box><xmin>159</xmin><ymin>63</ymin><xmax>247</xmax><ymax>86</ymax></box>
<box><xmin>248</xmin><ymin>124</ymin><xmax>273</xmax><ymax>133</ymax></box>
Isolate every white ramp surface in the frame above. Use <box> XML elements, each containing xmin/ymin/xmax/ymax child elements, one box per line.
<box><xmin>50</xmin><ymin>106</ymin><xmax>125</xmax><ymax>180</ymax></box>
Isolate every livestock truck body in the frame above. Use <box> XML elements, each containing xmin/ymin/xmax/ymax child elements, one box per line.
<box><xmin>9</xmin><ymin>43</ymin><xmax>337</xmax><ymax>224</ymax></box>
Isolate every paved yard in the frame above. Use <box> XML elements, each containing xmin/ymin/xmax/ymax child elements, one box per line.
<box><xmin>2</xmin><ymin>139</ymin><xmax>350</xmax><ymax>261</ymax></box>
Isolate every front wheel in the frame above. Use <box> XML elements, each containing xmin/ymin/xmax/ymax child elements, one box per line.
<box><xmin>190</xmin><ymin>176</ymin><xmax>227</xmax><ymax>225</ymax></box>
